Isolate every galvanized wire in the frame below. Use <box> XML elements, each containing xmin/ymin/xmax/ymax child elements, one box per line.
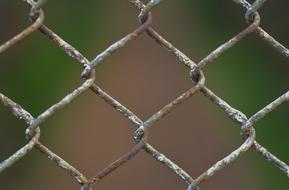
<box><xmin>0</xmin><ymin>0</ymin><xmax>288</xmax><ymax>189</ymax></box>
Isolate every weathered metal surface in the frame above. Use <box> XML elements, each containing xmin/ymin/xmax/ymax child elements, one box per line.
<box><xmin>0</xmin><ymin>0</ymin><xmax>288</xmax><ymax>190</ymax></box>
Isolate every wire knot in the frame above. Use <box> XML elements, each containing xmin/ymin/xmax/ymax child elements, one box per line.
<box><xmin>187</xmin><ymin>182</ymin><xmax>200</xmax><ymax>190</ymax></box>
<box><xmin>190</xmin><ymin>66</ymin><xmax>205</xmax><ymax>87</ymax></box>
<box><xmin>80</xmin><ymin>184</ymin><xmax>93</xmax><ymax>190</ymax></box>
<box><xmin>133</xmin><ymin>125</ymin><xmax>148</xmax><ymax>142</ymax></box>
<box><xmin>81</xmin><ymin>64</ymin><xmax>93</xmax><ymax>80</ymax></box>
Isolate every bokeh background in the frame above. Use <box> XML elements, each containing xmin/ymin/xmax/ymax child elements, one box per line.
<box><xmin>0</xmin><ymin>0</ymin><xmax>288</xmax><ymax>189</ymax></box>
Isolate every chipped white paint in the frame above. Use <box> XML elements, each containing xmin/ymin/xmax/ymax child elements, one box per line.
<box><xmin>128</xmin><ymin>115</ymin><xmax>142</xmax><ymax>126</ymax></box>
<box><xmin>156</xmin><ymin>153</ymin><xmax>166</xmax><ymax>162</ymax></box>
<box><xmin>150</xmin><ymin>0</ymin><xmax>161</xmax><ymax>6</ymax></box>
<box><xmin>23</xmin><ymin>0</ymin><xmax>37</xmax><ymax>6</ymax></box>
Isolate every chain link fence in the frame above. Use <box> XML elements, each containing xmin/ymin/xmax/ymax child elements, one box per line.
<box><xmin>0</xmin><ymin>0</ymin><xmax>288</xmax><ymax>189</ymax></box>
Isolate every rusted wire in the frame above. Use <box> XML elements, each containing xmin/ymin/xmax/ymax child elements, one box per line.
<box><xmin>245</xmin><ymin>0</ymin><xmax>266</xmax><ymax>22</ymax></box>
<box><xmin>30</xmin><ymin>0</ymin><xmax>48</xmax><ymax>14</ymax></box>
<box><xmin>138</xmin><ymin>0</ymin><xmax>162</xmax><ymax>22</ymax></box>
<box><xmin>0</xmin><ymin>0</ymin><xmax>288</xmax><ymax>190</ymax></box>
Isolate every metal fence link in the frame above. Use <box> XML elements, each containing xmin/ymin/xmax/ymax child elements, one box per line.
<box><xmin>1</xmin><ymin>0</ymin><xmax>289</xmax><ymax>189</ymax></box>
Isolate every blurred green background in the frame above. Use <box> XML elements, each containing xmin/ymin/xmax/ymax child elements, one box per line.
<box><xmin>0</xmin><ymin>0</ymin><xmax>288</xmax><ymax>189</ymax></box>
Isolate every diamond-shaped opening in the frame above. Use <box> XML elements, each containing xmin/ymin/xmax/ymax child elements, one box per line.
<box><xmin>197</xmin><ymin>25</ymin><xmax>289</xmax><ymax>180</ymax></box>
<box><xmin>150</xmin><ymin>0</ymin><xmax>251</xmax><ymax>61</ymax></box>
<box><xmin>144</xmin><ymin>90</ymin><xmax>267</xmax><ymax>189</ymax></box>
<box><xmin>196</xmin><ymin>40</ymin><xmax>289</xmax><ymax>188</ymax></box>
<box><xmin>28</xmin><ymin>90</ymin><xmax>141</xmax><ymax>179</ymax></box>
<box><xmin>0</xmin><ymin>2</ymin><xmax>115</xmax><ymax>117</ymax></box>
<box><xmin>93</xmin><ymin>34</ymin><xmax>195</xmax><ymax>120</ymax></box>
<box><xmin>0</xmin><ymin>29</ymin><xmax>89</xmax><ymax>116</ymax></box>
<box><xmin>188</xmin><ymin>0</ymin><xmax>289</xmax><ymax>115</ymax></box>
<box><xmin>202</xmin><ymin>35</ymin><xmax>289</xmax><ymax>114</ymax></box>
<box><xmin>41</xmin><ymin>1</ymin><xmax>127</xmax><ymax>54</ymax></box>
<box><xmin>0</xmin><ymin>89</ymin><xmax>142</xmax><ymax>189</ymax></box>
<box><xmin>91</xmin><ymin>151</ymin><xmax>187</xmax><ymax>190</ymax></box>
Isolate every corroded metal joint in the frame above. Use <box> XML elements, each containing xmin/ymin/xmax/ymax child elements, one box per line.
<box><xmin>80</xmin><ymin>184</ymin><xmax>93</xmax><ymax>190</ymax></box>
<box><xmin>81</xmin><ymin>64</ymin><xmax>94</xmax><ymax>80</ymax></box>
<box><xmin>241</xmin><ymin>120</ymin><xmax>253</xmax><ymax>135</ymax></box>
<box><xmin>26</xmin><ymin>127</ymin><xmax>41</xmax><ymax>144</ymax></box>
<box><xmin>25</xmin><ymin>120</ymin><xmax>40</xmax><ymax>140</ymax></box>
<box><xmin>245</xmin><ymin>6</ymin><xmax>261</xmax><ymax>26</ymax></box>
<box><xmin>190</xmin><ymin>66</ymin><xmax>205</xmax><ymax>86</ymax></box>
<box><xmin>29</xmin><ymin>8</ymin><xmax>44</xmax><ymax>22</ymax></box>
<box><xmin>245</xmin><ymin>11</ymin><xmax>260</xmax><ymax>26</ymax></box>
<box><xmin>187</xmin><ymin>182</ymin><xmax>200</xmax><ymax>190</ymax></box>
<box><xmin>29</xmin><ymin>0</ymin><xmax>48</xmax><ymax>16</ymax></box>
<box><xmin>245</xmin><ymin>0</ymin><xmax>266</xmax><ymax>24</ymax></box>
<box><xmin>133</xmin><ymin>125</ymin><xmax>148</xmax><ymax>142</ymax></box>
<box><xmin>137</xmin><ymin>0</ymin><xmax>161</xmax><ymax>24</ymax></box>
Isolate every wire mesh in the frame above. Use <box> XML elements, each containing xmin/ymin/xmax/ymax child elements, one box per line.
<box><xmin>0</xmin><ymin>0</ymin><xmax>288</xmax><ymax>189</ymax></box>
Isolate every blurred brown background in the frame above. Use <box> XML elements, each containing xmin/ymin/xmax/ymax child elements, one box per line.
<box><xmin>0</xmin><ymin>0</ymin><xmax>288</xmax><ymax>189</ymax></box>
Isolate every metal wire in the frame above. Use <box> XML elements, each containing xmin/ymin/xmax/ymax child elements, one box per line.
<box><xmin>1</xmin><ymin>0</ymin><xmax>288</xmax><ymax>189</ymax></box>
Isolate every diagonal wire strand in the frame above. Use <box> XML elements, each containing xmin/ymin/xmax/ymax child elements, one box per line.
<box><xmin>0</xmin><ymin>0</ymin><xmax>288</xmax><ymax>190</ymax></box>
